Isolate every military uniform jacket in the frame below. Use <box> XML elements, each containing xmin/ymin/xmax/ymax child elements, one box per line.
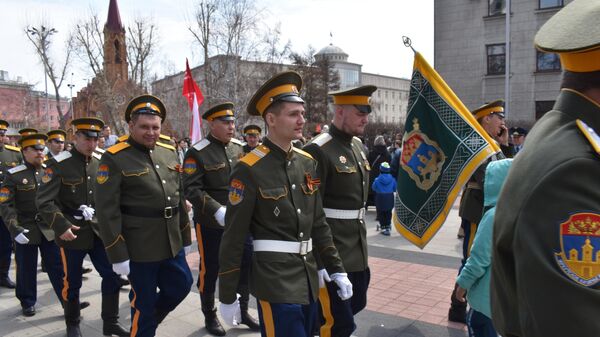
<box><xmin>492</xmin><ymin>89</ymin><xmax>600</xmax><ymax>337</ymax></box>
<box><xmin>0</xmin><ymin>144</ymin><xmax>22</xmax><ymax>184</ymax></box>
<box><xmin>458</xmin><ymin>149</ymin><xmax>505</xmax><ymax>224</ymax></box>
<box><xmin>218</xmin><ymin>138</ymin><xmax>344</xmax><ymax>305</ymax></box>
<box><xmin>95</xmin><ymin>139</ymin><xmax>191</xmax><ymax>264</ymax></box>
<box><xmin>183</xmin><ymin>134</ymin><xmax>244</xmax><ymax>229</ymax></box>
<box><xmin>303</xmin><ymin>125</ymin><xmax>370</xmax><ymax>273</ymax></box>
<box><xmin>36</xmin><ymin>149</ymin><xmax>101</xmax><ymax>250</ymax></box>
<box><xmin>0</xmin><ymin>163</ymin><xmax>54</xmax><ymax>244</ymax></box>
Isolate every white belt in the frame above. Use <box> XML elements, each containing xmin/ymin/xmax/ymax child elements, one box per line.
<box><xmin>253</xmin><ymin>239</ymin><xmax>312</xmax><ymax>255</ymax></box>
<box><xmin>323</xmin><ymin>207</ymin><xmax>365</xmax><ymax>220</ymax></box>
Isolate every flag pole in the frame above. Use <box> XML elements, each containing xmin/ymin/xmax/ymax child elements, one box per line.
<box><xmin>402</xmin><ymin>36</ymin><xmax>416</xmax><ymax>54</ymax></box>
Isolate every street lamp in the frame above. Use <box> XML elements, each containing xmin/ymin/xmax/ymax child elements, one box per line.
<box><xmin>67</xmin><ymin>72</ymin><xmax>75</xmax><ymax>120</ymax></box>
<box><xmin>26</xmin><ymin>26</ymin><xmax>57</xmax><ymax>131</ymax></box>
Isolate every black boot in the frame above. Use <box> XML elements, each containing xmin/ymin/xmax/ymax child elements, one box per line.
<box><xmin>201</xmin><ymin>293</ymin><xmax>226</xmax><ymax>336</ymax></box>
<box><xmin>64</xmin><ymin>300</ymin><xmax>82</xmax><ymax>337</ymax></box>
<box><xmin>238</xmin><ymin>292</ymin><xmax>260</xmax><ymax>331</ymax></box>
<box><xmin>0</xmin><ymin>275</ymin><xmax>15</xmax><ymax>289</ymax></box>
<box><xmin>101</xmin><ymin>293</ymin><xmax>130</xmax><ymax>337</ymax></box>
<box><xmin>448</xmin><ymin>283</ymin><xmax>467</xmax><ymax>324</ymax></box>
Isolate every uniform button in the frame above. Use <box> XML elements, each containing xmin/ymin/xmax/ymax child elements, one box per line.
<box><xmin>35</xmin><ymin>171</ymin><xmax>39</xmax><ymax>175</ymax></box>
<box><xmin>292</xmin><ymin>184</ymin><xmax>296</xmax><ymax>190</ymax></box>
<box><xmin>149</xmin><ymin>150</ymin><xmax>153</xmax><ymax>154</ymax></box>
<box><xmin>299</xmin><ymin>232</ymin><xmax>304</xmax><ymax>238</ymax></box>
<box><xmin>89</xmin><ymin>190</ymin><xmax>92</xmax><ymax>194</ymax></box>
<box><xmin>162</xmin><ymin>180</ymin><xmax>166</xmax><ymax>184</ymax></box>
<box><xmin>287</xmin><ymin>161</ymin><xmax>291</xmax><ymax>166</ymax></box>
<box><xmin>37</xmin><ymin>183</ymin><xmax>40</xmax><ymax>186</ymax></box>
<box><xmin>167</xmin><ymin>196</ymin><xmax>171</xmax><ymax>201</ymax></box>
<box><xmin>303</xmin><ymin>256</ymin><xmax>307</xmax><ymax>261</ymax></box>
<box><xmin>229</xmin><ymin>159</ymin><xmax>232</xmax><ymax>163</ymax></box>
<box><xmin>155</xmin><ymin>165</ymin><xmax>160</xmax><ymax>169</ymax></box>
<box><xmin>297</xmin><ymin>209</ymin><xmax>301</xmax><ymax>214</ymax></box>
<box><xmin>87</xmin><ymin>176</ymin><xmax>91</xmax><ymax>180</ymax></box>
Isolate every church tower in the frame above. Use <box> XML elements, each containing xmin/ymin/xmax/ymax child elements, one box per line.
<box><xmin>103</xmin><ymin>0</ymin><xmax>128</xmax><ymax>83</ymax></box>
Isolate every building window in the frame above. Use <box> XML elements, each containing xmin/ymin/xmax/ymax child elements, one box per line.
<box><xmin>535</xmin><ymin>100</ymin><xmax>555</xmax><ymax>120</ymax></box>
<box><xmin>539</xmin><ymin>0</ymin><xmax>563</xmax><ymax>9</ymax></box>
<box><xmin>488</xmin><ymin>0</ymin><xmax>505</xmax><ymax>16</ymax></box>
<box><xmin>536</xmin><ymin>51</ymin><xmax>561</xmax><ymax>72</ymax></box>
<box><xmin>487</xmin><ymin>44</ymin><xmax>506</xmax><ymax>75</ymax></box>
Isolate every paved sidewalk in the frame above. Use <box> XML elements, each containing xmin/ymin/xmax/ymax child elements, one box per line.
<box><xmin>0</xmin><ymin>203</ymin><xmax>468</xmax><ymax>337</ymax></box>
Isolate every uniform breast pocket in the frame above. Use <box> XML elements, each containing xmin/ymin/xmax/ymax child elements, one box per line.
<box><xmin>335</xmin><ymin>164</ymin><xmax>357</xmax><ymax>174</ymax></box>
<box><xmin>259</xmin><ymin>186</ymin><xmax>288</xmax><ymax>200</ymax></box>
<box><xmin>16</xmin><ymin>184</ymin><xmax>35</xmax><ymax>192</ymax></box>
<box><xmin>204</xmin><ymin>162</ymin><xmax>226</xmax><ymax>171</ymax></box>
<box><xmin>122</xmin><ymin>168</ymin><xmax>149</xmax><ymax>177</ymax></box>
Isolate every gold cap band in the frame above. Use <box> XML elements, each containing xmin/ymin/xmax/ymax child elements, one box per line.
<box><xmin>245</xmin><ymin>130</ymin><xmax>260</xmax><ymax>135</ymax></box>
<box><xmin>332</xmin><ymin>95</ymin><xmax>370</xmax><ymax>105</ymax></box>
<box><xmin>21</xmin><ymin>139</ymin><xmax>45</xmax><ymax>148</ymax></box>
<box><xmin>76</xmin><ymin>124</ymin><xmax>100</xmax><ymax>131</ymax></box>
<box><xmin>48</xmin><ymin>134</ymin><xmax>65</xmax><ymax>142</ymax></box>
<box><xmin>132</xmin><ymin>102</ymin><xmax>161</xmax><ymax>113</ymax></box>
<box><xmin>207</xmin><ymin>109</ymin><xmax>234</xmax><ymax>121</ymax></box>
<box><xmin>559</xmin><ymin>48</ymin><xmax>600</xmax><ymax>73</ymax></box>
<box><xmin>256</xmin><ymin>84</ymin><xmax>298</xmax><ymax>115</ymax></box>
<box><xmin>474</xmin><ymin>106</ymin><xmax>504</xmax><ymax>120</ymax></box>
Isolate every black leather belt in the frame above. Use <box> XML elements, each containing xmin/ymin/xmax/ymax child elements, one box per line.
<box><xmin>120</xmin><ymin>205</ymin><xmax>179</xmax><ymax>219</ymax></box>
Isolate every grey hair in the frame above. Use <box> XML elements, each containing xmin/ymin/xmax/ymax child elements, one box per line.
<box><xmin>374</xmin><ymin>135</ymin><xmax>385</xmax><ymax>146</ymax></box>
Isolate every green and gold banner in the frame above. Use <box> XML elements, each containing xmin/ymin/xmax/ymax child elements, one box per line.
<box><xmin>394</xmin><ymin>52</ymin><xmax>500</xmax><ymax>248</ymax></box>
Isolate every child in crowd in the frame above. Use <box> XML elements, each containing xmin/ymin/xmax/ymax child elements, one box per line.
<box><xmin>371</xmin><ymin>162</ymin><xmax>396</xmax><ymax>236</ymax></box>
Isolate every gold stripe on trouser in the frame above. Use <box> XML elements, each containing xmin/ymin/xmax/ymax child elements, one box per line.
<box><xmin>318</xmin><ymin>286</ymin><xmax>334</xmax><ymax>337</ymax></box>
<box><xmin>259</xmin><ymin>300</ymin><xmax>275</xmax><ymax>337</ymax></box>
<box><xmin>59</xmin><ymin>247</ymin><xmax>69</xmax><ymax>301</ymax></box>
<box><xmin>130</xmin><ymin>286</ymin><xmax>141</xmax><ymax>336</ymax></box>
<box><xmin>467</xmin><ymin>222</ymin><xmax>477</xmax><ymax>257</ymax></box>
<box><xmin>195</xmin><ymin>224</ymin><xmax>207</xmax><ymax>293</ymax></box>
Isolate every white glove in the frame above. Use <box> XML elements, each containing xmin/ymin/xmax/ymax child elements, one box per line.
<box><xmin>318</xmin><ymin>269</ymin><xmax>331</xmax><ymax>288</ymax></box>
<box><xmin>15</xmin><ymin>229</ymin><xmax>30</xmax><ymax>244</ymax></box>
<box><xmin>219</xmin><ymin>294</ymin><xmax>242</xmax><ymax>326</ymax></box>
<box><xmin>184</xmin><ymin>245</ymin><xmax>193</xmax><ymax>255</ymax></box>
<box><xmin>330</xmin><ymin>273</ymin><xmax>353</xmax><ymax>300</ymax></box>
<box><xmin>78</xmin><ymin>205</ymin><xmax>95</xmax><ymax>221</ymax></box>
<box><xmin>214</xmin><ymin>206</ymin><xmax>226</xmax><ymax>227</ymax></box>
<box><xmin>112</xmin><ymin>260</ymin><xmax>130</xmax><ymax>276</ymax></box>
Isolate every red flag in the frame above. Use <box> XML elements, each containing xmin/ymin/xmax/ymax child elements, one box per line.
<box><xmin>182</xmin><ymin>59</ymin><xmax>204</xmax><ymax>144</ymax></box>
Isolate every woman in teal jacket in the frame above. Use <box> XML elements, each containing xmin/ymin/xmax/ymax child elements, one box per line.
<box><xmin>456</xmin><ymin>158</ymin><xmax>512</xmax><ymax>337</ymax></box>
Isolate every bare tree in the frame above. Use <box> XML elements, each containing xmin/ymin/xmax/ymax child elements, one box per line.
<box><xmin>72</xmin><ymin>11</ymin><xmax>104</xmax><ymax>77</ymax></box>
<box><xmin>127</xmin><ymin>17</ymin><xmax>157</xmax><ymax>89</ymax></box>
<box><xmin>189</xmin><ymin>0</ymin><xmax>218</xmax><ymax>105</ymax></box>
<box><xmin>25</xmin><ymin>23</ymin><xmax>74</xmax><ymax>130</ymax></box>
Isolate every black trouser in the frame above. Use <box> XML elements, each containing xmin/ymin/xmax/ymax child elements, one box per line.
<box><xmin>0</xmin><ymin>217</ymin><xmax>12</xmax><ymax>278</ymax></box>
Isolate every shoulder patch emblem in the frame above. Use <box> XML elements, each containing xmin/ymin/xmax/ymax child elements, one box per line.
<box><xmin>96</xmin><ymin>164</ymin><xmax>109</xmax><ymax>184</ymax></box>
<box><xmin>228</xmin><ymin>179</ymin><xmax>245</xmax><ymax>206</ymax></box>
<box><xmin>183</xmin><ymin>157</ymin><xmax>197</xmax><ymax>175</ymax></box>
<box><xmin>0</xmin><ymin>187</ymin><xmax>9</xmax><ymax>203</ymax></box>
<box><xmin>312</xmin><ymin>133</ymin><xmax>332</xmax><ymax>147</ymax></box>
<box><xmin>107</xmin><ymin>142</ymin><xmax>130</xmax><ymax>154</ymax></box>
<box><xmin>156</xmin><ymin>142</ymin><xmax>176</xmax><ymax>151</ymax></box>
<box><xmin>53</xmin><ymin>151</ymin><xmax>72</xmax><ymax>163</ymax></box>
<box><xmin>555</xmin><ymin>212</ymin><xmax>600</xmax><ymax>287</ymax></box>
<box><xmin>193</xmin><ymin>138</ymin><xmax>211</xmax><ymax>151</ymax></box>
<box><xmin>8</xmin><ymin>164</ymin><xmax>26</xmax><ymax>174</ymax></box>
<box><xmin>41</xmin><ymin>167</ymin><xmax>54</xmax><ymax>184</ymax></box>
<box><xmin>240</xmin><ymin>145</ymin><xmax>270</xmax><ymax>167</ymax></box>
<box><xmin>292</xmin><ymin>147</ymin><xmax>314</xmax><ymax>160</ymax></box>
<box><xmin>576</xmin><ymin>119</ymin><xmax>600</xmax><ymax>156</ymax></box>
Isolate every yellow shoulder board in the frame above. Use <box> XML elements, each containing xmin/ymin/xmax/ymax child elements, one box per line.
<box><xmin>5</xmin><ymin>145</ymin><xmax>20</xmax><ymax>152</ymax></box>
<box><xmin>107</xmin><ymin>142</ymin><xmax>131</xmax><ymax>154</ymax></box>
<box><xmin>118</xmin><ymin>135</ymin><xmax>129</xmax><ymax>142</ymax></box>
<box><xmin>576</xmin><ymin>119</ymin><xmax>600</xmax><ymax>155</ymax></box>
<box><xmin>240</xmin><ymin>144</ymin><xmax>270</xmax><ymax>167</ymax></box>
<box><xmin>156</xmin><ymin>142</ymin><xmax>176</xmax><ymax>151</ymax></box>
<box><xmin>292</xmin><ymin>147</ymin><xmax>314</xmax><ymax>160</ymax></box>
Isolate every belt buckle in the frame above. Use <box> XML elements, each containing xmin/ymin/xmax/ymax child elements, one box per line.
<box><xmin>358</xmin><ymin>208</ymin><xmax>365</xmax><ymax>220</ymax></box>
<box><xmin>299</xmin><ymin>241</ymin><xmax>309</xmax><ymax>255</ymax></box>
<box><xmin>164</xmin><ymin>206</ymin><xmax>173</xmax><ymax>219</ymax></box>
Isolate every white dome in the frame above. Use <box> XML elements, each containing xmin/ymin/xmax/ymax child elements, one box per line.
<box><xmin>316</xmin><ymin>43</ymin><xmax>348</xmax><ymax>56</ymax></box>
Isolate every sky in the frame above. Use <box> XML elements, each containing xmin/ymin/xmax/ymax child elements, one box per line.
<box><xmin>1</xmin><ymin>0</ymin><xmax>434</xmax><ymax>97</ymax></box>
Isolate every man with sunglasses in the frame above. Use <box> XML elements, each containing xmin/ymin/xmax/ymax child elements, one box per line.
<box><xmin>46</xmin><ymin>130</ymin><xmax>67</xmax><ymax>159</ymax></box>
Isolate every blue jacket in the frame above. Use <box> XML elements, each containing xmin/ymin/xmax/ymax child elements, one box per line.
<box><xmin>372</xmin><ymin>172</ymin><xmax>396</xmax><ymax>211</ymax></box>
<box><xmin>456</xmin><ymin>158</ymin><xmax>512</xmax><ymax>319</ymax></box>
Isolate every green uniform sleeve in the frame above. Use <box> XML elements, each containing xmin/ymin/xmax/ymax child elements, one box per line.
<box><xmin>0</xmin><ymin>175</ymin><xmax>23</xmax><ymax>238</ymax></box>
<box><xmin>36</xmin><ymin>164</ymin><xmax>73</xmax><ymax>238</ymax></box>
<box><xmin>182</xmin><ymin>150</ymin><xmax>222</xmax><ymax>219</ymax></box>
<box><xmin>95</xmin><ymin>154</ymin><xmax>129</xmax><ymax>263</ymax></box>
<box><xmin>218</xmin><ymin>163</ymin><xmax>256</xmax><ymax>304</ymax></box>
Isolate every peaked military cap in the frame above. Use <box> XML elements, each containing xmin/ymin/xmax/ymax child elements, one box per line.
<box><xmin>18</xmin><ymin>133</ymin><xmax>47</xmax><ymax>150</ymax></box>
<box><xmin>248</xmin><ymin>71</ymin><xmax>304</xmax><ymax>116</ymax></box>
<box><xmin>47</xmin><ymin>129</ymin><xmax>67</xmax><ymax>143</ymax></box>
<box><xmin>72</xmin><ymin>117</ymin><xmax>104</xmax><ymax>138</ymax></box>
<box><xmin>329</xmin><ymin>85</ymin><xmax>378</xmax><ymax>113</ymax></box>
<box><xmin>243</xmin><ymin>124</ymin><xmax>262</xmax><ymax>136</ymax></box>
<box><xmin>535</xmin><ymin>0</ymin><xmax>600</xmax><ymax>73</ymax></box>
<box><xmin>203</xmin><ymin>102</ymin><xmax>235</xmax><ymax>121</ymax></box>
<box><xmin>510</xmin><ymin>127</ymin><xmax>528</xmax><ymax>136</ymax></box>
<box><xmin>125</xmin><ymin>94</ymin><xmax>167</xmax><ymax>123</ymax></box>
<box><xmin>0</xmin><ymin>120</ymin><xmax>9</xmax><ymax>131</ymax></box>
<box><xmin>18</xmin><ymin>128</ymin><xmax>38</xmax><ymax>136</ymax></box>
<box><xmin>472</xmin><ymin>99</ymin><xmax>505</xmax><ymax>120</ymax></box>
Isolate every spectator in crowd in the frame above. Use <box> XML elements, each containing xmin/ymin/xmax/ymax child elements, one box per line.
<box><xmin>367</xmin><ymin>135</ymin><xmax>391</xmax><ymax>208</ymax></box>
<box><xmin>101</xmin><ymin>126</ymin><xmax>118</xmax><ymax>148</ymax></box>
<box><xmin>372</xmin><ymin>162</ymin><xmax>396</xmax><ymax>236</ymax></box>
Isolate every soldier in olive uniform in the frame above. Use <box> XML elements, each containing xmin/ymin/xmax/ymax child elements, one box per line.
<box><xmin>242</xmin><ymin>124</ymin><xmax>262</xmax><ymax>154</ymax></box>
<box><xmin>304</xmin><ymin>85</ymin><xmax>376</xmax><ymax>337</ymax></box>
<box><xmin>95</xmin><ymin>95</ymin><xmax>193</xmax><ymax>337</ymax></box>
<box><xmin>218</xmin><ymin>71</ymin><xmax>351</xmax><ymax>337</ymax></box>
<box><xmin>0</xmin><ymin>133</ymin><xmax>64</xmax><ymax>316</ymax></box>
<box><xmin>492</xmin><ymin>1</ymin><xmax>600</xmax><ymax>336</ymax></box>
<box><xmin>449</xmin><ymin>100</ymin><xmax>508</xmax><ymax>323</ymax></box>
<box><xmin>0</xmin><ymin>119</ymin><xmax>22</xmax><ymax>289</ymax></box>
<box><xmin>183</xmin><ymin>102</ymin><xmax>259</xmax><ymax>335</ymax></box>
<box><xmin>36</xmin><ymin>118</ymin><xmax>128</xmax><ymax>337</ymax></box>
<box><xmin>46</xmin><ymin>129</ymin><xmax>67</xmax><ymax>158</ymax></box>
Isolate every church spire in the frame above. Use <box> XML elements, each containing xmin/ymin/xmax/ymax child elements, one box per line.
<box><xmin>105</xmin><ymin>0</ymin><xmax>124</xmax><ymax>32</ymax></box>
